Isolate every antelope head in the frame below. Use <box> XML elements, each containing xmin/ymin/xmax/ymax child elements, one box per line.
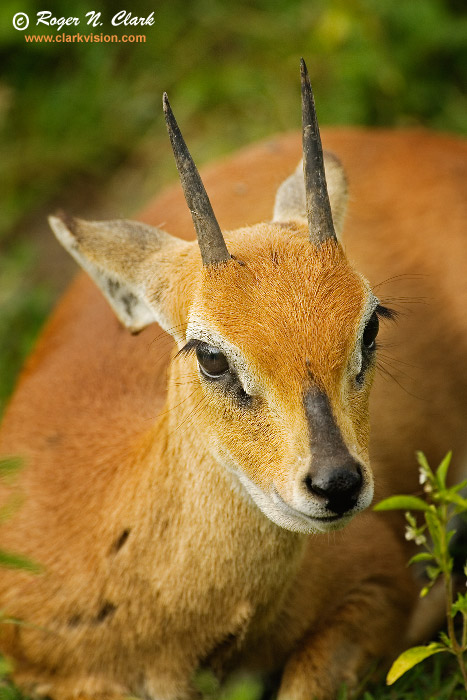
<box><xmin>49</xmin><ymin>61</ymin><xmax>384</xmax><ymax>534</ymax></box>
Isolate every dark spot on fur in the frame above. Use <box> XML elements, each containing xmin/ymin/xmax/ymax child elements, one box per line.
<box><xmin>150</xmin><ymin>287</ymin><xmax>162</xmax><ymax>306</ymax></box>
<box><xmin>55</xmin><ymin>210</ymin><xmax>78</xmax><ymax>236</ymax></box>
<box><xmin>67</xmin><ymin>614</ymin><xmax>82</xmax><ymax>628</ymax></box>
<box><xmin>230</xmin><ymin>255</ymin><xmax>246</xmax><ymax>267</ymax></box>
<box><xmin>111</xmin><ymin>528</ymin><xmax>130</xmax><ymax>553</ymax></box>
<box><xmin>121</xmin><ymin>292</ymin><xmax>138</xmax><ymax>319</ymax></box>
<box><xmin>157</xmin><ymin>517</ymin><xmax>171</xmax><ymax>537</ymax></box>
<box><xmin>107</xmin><ymin>278</ymin><xmax>121</xmax><ymax>298</ymax></box>
<box><xmin>46</xmin><ymin>433</ymin><xmax>63</xmax><ymax>446</ymax></box>
<box><xmin>54</xmin><ymin>210</ymin><xmax>85</xmax><ymax>244</ymax></box>
<box><xmin>94</xmin><ymin>601</ymin><xmax>116</xmax><ymax>624</ymax></box>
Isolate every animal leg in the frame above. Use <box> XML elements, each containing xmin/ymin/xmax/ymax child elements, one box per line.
<box><xmin>277</xmin><ymin>576</ymin><xmax>416</xmax><ymax>700</ymax></box>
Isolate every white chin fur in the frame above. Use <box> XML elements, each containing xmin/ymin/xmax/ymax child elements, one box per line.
<box><xmin>229</xmin><ymin>463</ymin><xmax>373</xmax><ymax>535</ymax></box>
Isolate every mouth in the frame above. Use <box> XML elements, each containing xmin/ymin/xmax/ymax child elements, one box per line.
<box><xmin>271</xmin><ymin>488</ymin><xmax>353</xmax><ymax>530</ymax></box>
<box><xmin>306</xmin><ymin>513</ymin><xmax>345</xmax><ymax>522</ymax></box>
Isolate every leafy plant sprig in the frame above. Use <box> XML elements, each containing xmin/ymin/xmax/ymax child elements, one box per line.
<box><xmin>375</xmin><ymin>451</ymin><xmax>467</xmax><ymax>690</ymax></box>
<box><xmin>0</xmin><ymin>457</ymin><xmax>40</xmax><ymax>574</ymax></box>
<box><xmin>0</xmin><ymin>456</ymin><xmax>43</xmax><ymax>690</ymax></box>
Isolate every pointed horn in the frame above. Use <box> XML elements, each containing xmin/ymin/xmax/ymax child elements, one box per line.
<box><xmin>300</xmin><ymin>59</ymin><xmax>337</xmax><ymax>245</ymax></box>
<box><xmin>163</xmin><ymin>93</ymin><xmax>230</xmax><ymax>266</ymax></box>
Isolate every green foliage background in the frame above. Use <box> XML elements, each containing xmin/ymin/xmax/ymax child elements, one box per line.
<box><xmin>0</xmin><ymin>1</ymin><xmax>466</xmax><ymax>696</ymax></box>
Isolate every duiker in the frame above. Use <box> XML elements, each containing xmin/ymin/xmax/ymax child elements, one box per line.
<box><xmin>0</xmin><ymin>60</ymin><xmax>466</xmax><ymax>700</ymax></box>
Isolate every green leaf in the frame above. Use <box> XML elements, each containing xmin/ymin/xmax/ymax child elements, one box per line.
<box><xmin>408</xmin><ymin>552</ymin><xmax>434</xmax><ymax>566</ymax></box>
<box><xmin>446</xmin><ymin>529</ymin><xmax>456</xmax><ymax>547</ymax></box>
<box><xmin>386</xmin><ymin>644</ymin><xmax>447</xmax><ymax>685</ymax></box>
<box><xmin>0</xmin><ymin>549</ymin><xmax>42</xmax><ymax>573</ymax></box>
<box><xmin>416</xmin><ymin>451</ymin><xmax>433</xmax><ymax>477</ymax></box>
<box><xmin>426</xmin><ymin>565</ymin><xmax>442</xmax><ymax>582</ymax></box>
<box><xmin>444</xmin><ymin>492</ymin><xmax>467</xmax><ymax>510</ymax></box>
<box><xmin>447</xmin><ymin>480</ymin><xmax>467</xmax><ymax>495</ymax></box>
<box><xmin>0</xmin><ymin>612</ymin><xmax>23</xmax><ymax>626</ymax></box>
<box><xmin>0</xmin><ymin>456</ymin><xmax>23</xmax><ymax>482</ymax></box>
<box><xmin>336</xmin><ymin>683</ymin><xmax>348</xmax><ymax>700</ymax></box>
<box><xmin>439</xmin><ymin>631</ymin><xmax>453</xmax><ymax>649</ymax></box>
<box><xmin>405</xmin><ymin>511</ymin><xmax>417</xmax><ymax>527</ymax></box>
<box><xmin>425</xmin><ymin>510</ymin><xmax>442</xmax><ymax>550</ymax></box>
<box><xmin>451</xmin><ymin>592</ymin><xmax>467</xmax><ymax>617</ymax></box>
<box><xmin>193</xmin><ymin>669</ymin><xmax>220</xmax><ymax>695</ymax></box>
<box><xmin>436</xmin><ymin>451</ymin><xmax>452</xmax><ymax>490</ymax></box>
<box><xmin>420</xmin><ymin>585</ymin><xmax>431</xmax><ymax>598</ymax></box>
<box><xmin>374</xmin><ymin>495</ymin><xmax>430</xmax><ymax>512</ymax></box>
<box><xmin>0</xmin><ymin>654</ymin><xmax>13</xmax><ymax>676</ymax></box>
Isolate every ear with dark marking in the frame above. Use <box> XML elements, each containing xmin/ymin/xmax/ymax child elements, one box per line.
<box><xmin>48</xmin><ymin>214</ymin><xmax>190</xmax><ymax>338</ymax></box>
<box><xmin>273</xmin><ymin>153</ymin><xmax>348</xmax><ymax>240</ymax></box>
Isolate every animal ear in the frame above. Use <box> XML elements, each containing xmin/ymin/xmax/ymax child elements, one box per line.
<box><xmin>48</xmin><ymin>214</ymin><xmax>192</xmax><ymax>339</ymax></box>
<box><xmin>273</xmin><ymin>152</ymin><xmax>348</xmax><ymax>240</ymax></box>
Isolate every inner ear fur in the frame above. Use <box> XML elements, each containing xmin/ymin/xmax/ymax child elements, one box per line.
<box><xmin>48</xmin><ymin>214</ymin><xmax>192</xmax><ymax>339</ymax></box>
<box><xmin>273</xmin><ymin>152</ymin><xmax>348</xmax><ymax>240</ymax></box>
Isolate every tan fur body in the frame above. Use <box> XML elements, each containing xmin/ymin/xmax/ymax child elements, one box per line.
<box><xmin>0</xmin><ymin>127</ymin><xmax>466</xmax><ymax>699</ymax></box>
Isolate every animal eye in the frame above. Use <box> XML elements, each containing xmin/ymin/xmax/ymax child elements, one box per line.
<box><xmin>196</xmin><ymin>342</ymin><xmax>230</xmax><ymax>379</ymax></box>
<box><xmin>362</xmin><ymin>312</ymin><xmax>379</xmax><ymax>351</ymax></box>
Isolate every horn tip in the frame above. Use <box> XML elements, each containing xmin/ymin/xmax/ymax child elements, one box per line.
<box><xmin>162</xmin><ymin>93</ymin><xmax>177</xmax><ymax>134</ymax></box>
<box><xmin>300</xmin><ymin>59</ymin><xmax>312</xmax><ymax>93</ymax></box>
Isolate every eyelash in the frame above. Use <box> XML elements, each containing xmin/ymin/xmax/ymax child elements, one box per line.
<box><xmin>175</xmin><ymin>338</ymin><xmax>201</xmax><ymax>359</ymax></box>
<box><xmin>375</xmin><ymin>304</ymin><xmax>398</xmax><ymax>322</ymax></box>
<box><xmin>354</xmin><ymin>303</ymin><xmax>396</xmax><ymax>386</ymax></box>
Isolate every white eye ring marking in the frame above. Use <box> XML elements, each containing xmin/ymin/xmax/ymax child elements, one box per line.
<box><xmin>187</xmin><ymin>317</ymin><xmax>262</xmax><ymax>396</ymax></box>
<box><xmin>349</xmin><ymin>290</ymin><xmax>379</xmax><ymax>379</ymax></box>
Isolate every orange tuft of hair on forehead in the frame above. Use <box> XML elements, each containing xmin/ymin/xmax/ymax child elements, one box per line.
<box><xmin>199</xmin><ymin>222</ymin><xmax>367</xmax><ymax>394</ymax></box>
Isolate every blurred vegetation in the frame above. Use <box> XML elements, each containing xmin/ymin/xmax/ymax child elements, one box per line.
<box><xmin>0</xmin><ymin>455</ymin><xmax>40</xmax><ymax>572</ymax></box>
<box><xmin>0</xmin><ymin>456</ymin><xmax>40</xmax><ymax>700</ymax></box>
<box><xmin>0</xmin><ymin>1</ymin><xmax>466</xmax><ymax>694</ymax></box>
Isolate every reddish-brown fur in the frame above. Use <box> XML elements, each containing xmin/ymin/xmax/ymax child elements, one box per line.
<box><xmin>0</xmin><ymin>127</ymin><xmax>466</xmax><ymax>699</ymax></box>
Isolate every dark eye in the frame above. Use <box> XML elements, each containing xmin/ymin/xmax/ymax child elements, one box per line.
<box><xmin>196</xmin><ymin>342</ymin><xmax>230</xmax><ymax>379</ymax></box>
<box><xmin>362</xmin><ymin>312</ymin><xmax>379</xmax><ymax>351</ymax></box>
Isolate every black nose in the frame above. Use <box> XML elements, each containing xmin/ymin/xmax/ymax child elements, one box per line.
<box><xmin>304</xmin><ymin>463</ymin><xmax>363</xmax><ymax>515</ymax></box>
